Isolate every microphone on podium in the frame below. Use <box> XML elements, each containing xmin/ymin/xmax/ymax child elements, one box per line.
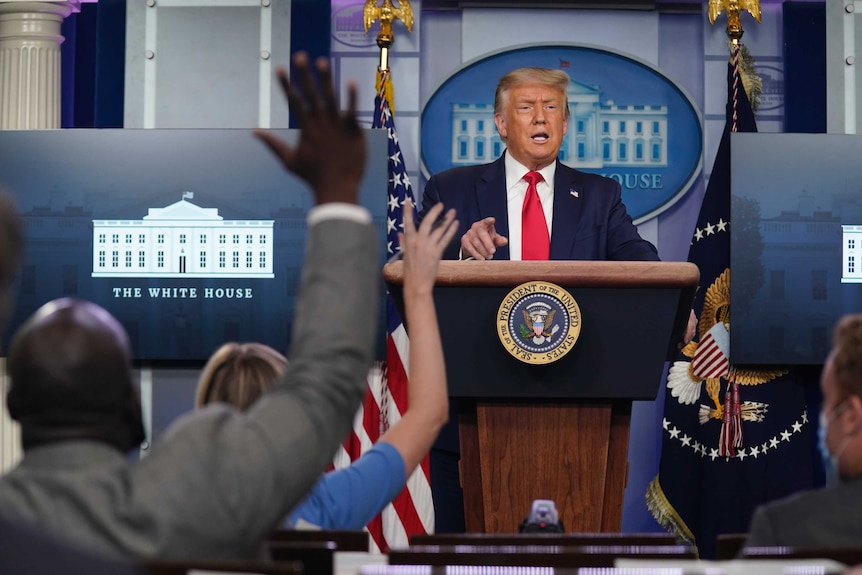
<box><xmin>518</xmin><ymin>499</ymin><xmax>564</xmax><ymax>533</ymax></box>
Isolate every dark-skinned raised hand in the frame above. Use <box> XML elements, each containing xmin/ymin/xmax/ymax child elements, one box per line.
<box><xmin>254</xmin><ymin>52</ymin><xmax>366</xmax><ymax>206</ymax></box>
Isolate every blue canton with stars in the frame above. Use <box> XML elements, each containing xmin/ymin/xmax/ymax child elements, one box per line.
<box><xmin>374</xmin><ymin>76</ymin><xmax>413</xmax><ymax>335</ymax></box>
<box><xmin>374</xmin><ymin>89</ymin><xmax>413</xmax><ymax>265</ymax></box>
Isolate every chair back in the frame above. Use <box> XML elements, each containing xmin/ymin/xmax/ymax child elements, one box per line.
<box><xmin>269</xmin><ymin>529</ymin><xmax>369</xmax><ymax>552</ymax></box>
<box><xmin>266</xmin><ymin>541</ymin><xmax>335</xmax><ymax>575</ymax></box>
<box><xmin>140</xmin><ymin>559</ymin><xmax>301</xmax><ymax>575</ymax></box>
<box><xmin>715</xmin><ymin>533</ymin><xmax>748</xmax><ymax>560</ymax></box>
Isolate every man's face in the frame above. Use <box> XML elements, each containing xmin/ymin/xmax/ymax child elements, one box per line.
<box><xmin>494</xmin><ymin>82</ymin><xmax>568</xmax><ymax>171</ymax></box>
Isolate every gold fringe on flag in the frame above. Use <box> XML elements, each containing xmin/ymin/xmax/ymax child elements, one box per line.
<box><xmin>733</xmin><ymin>42</ymin><xmax>762</xmax><ymax>114</ymax></box>
<box><xmin>645</xmin><ymin>476</ymin><xmax>697</xmax><ymax>549</ymax></box>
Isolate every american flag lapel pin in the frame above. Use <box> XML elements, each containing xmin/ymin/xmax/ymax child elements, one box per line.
<box><xmin>570</xmin><ymin>188</ymin><xmax>579</xmax><ymax>198</ymax></box>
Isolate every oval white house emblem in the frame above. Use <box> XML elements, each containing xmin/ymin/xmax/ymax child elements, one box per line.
<box><xmin>421</xmin><ymin>44</ymin><xmax>703</xmax><ymax>224</ymax></box>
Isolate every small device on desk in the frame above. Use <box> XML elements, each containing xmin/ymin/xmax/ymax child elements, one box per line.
<box><xmin>519</xmin><ymin>499</ymin><xmax>564</xmax><ymax>533</ymax></box>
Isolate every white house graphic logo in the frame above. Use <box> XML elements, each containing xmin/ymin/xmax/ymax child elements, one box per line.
<box><xmin>91</xmin><ymin>192</ymin><xmax>274</xmax><ymax>279</ymax></box>
<box><xmin>450</xmin><ymin>82</ymin><xmax>667</xmax><ymax>170</ymax></box>
<box><xmin>842</xmin><ymin>225</ymin><xmax>862</xmax><ymax>283</ymax></box>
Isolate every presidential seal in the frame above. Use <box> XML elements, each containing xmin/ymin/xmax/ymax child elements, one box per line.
<box><xmin>497</xmin><ymin>281</ymin><xmax>581</xmax><ymax>365</ymax></box>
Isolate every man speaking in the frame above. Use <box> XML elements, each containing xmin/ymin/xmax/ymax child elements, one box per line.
<box><xmin>419</xmin><ymin>65</ymin><xmax>660</xmax><ymax>532</ymax></box>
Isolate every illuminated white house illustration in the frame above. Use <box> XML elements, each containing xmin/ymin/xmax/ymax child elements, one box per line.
<box><xmin>92</xmin><ymin>193</ymin><xmax>274</xmax><ymax>278</ymax></box>
<box><xmin>842</xmin><ymin>224</ymin><xmax>862</xmax><ymax>283</ymax></box>
<box><xmin>451</xmin><ymin>80</ymin><xmax>668</xmax><ymax>169</ymax></box>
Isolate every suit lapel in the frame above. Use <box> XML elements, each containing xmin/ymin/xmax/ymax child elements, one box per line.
<box><xmin>477</xmin><ymin>156</ymin><xmax>510</xmax><ymax>260</ymax></box>
<box><xmin>550</xmin><ymin>163</ymin><xmax>583</xmax><ymax>260</ymax></box>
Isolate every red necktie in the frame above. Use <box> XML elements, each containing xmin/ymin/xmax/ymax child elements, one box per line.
<box><xmin>521</xmin><ymin>171</ymin><xmax>549</xmax><ymax>260</ymax></box>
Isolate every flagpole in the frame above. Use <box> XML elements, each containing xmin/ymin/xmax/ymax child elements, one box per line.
<box><xmin>647</xmin><ymin>2</ymin><xmax>812</xmax><ymax>556</ymax></box>
<box><xmin>707</xmin><ymin>0</ymin><xmax>762</xmax><ymax>457</ymax></box>
<box><xmin>358</xmin><ymin>1</ymin><xmax>433</xmax><ymax>550</ymax></box>
<box><xmin>363</xmin><ymin>0</ymin><xmax>414</xmax><ymax>73</ymax></box>
<box><xmin>363</xmin><ymin>0</ymin><xmax>416</xmax><ymax>436</ymax></box>
<box><xmin>708</xmin><ymin>0</ymin><xmax>762</xmax><ymax>135</ymax></box>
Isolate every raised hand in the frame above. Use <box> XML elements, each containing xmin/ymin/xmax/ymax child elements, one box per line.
<box><xmin>254</xmin><ymin>52</ymin><xmax>365</xmax><ymax>205</ymax></box>
<box><xmin>380</xmin><ymin>199</ymin><xmax>456</xmax><ymax>479</ymax></box>
<box><xmin>400</xmin><ymin>201</ymin><xmax>458</xmax><ymax>295</ymax></box>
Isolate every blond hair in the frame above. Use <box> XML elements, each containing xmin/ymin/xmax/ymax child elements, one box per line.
<box><xmin>494</xmin><ymin>67</ymin><xmax>571</xmax><ymax>117</ymax></box>
<box><xmin>195</xmin><ymin>342</ymin><xmax>288</xmax><ymax>411</ymax></box>
<box><xmin>831</xmin><ymin>314</ymin><xmax>862</xmax><ymax>399</ymax></box>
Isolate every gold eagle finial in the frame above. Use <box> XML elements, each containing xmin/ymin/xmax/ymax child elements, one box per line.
<box><xmin>708</xmin><ymin>0</ymin><xmax>761</xmax><ymax>41</ymax></box>
<box><xmin>363</xmin><ymin>0</ymin><xmax>414</xmax><ymax>48</ymax></box>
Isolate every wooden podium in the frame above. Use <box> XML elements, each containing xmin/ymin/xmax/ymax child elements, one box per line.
<box><xmin>383</xmin><ymin>260</ymin><xmax>698</xmax><ymax>534</ymax></box>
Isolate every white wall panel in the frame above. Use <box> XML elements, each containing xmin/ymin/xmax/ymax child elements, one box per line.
<box><xmin>125</xmin><ymin>0</ymin><xmax>291</xmax><ymax>129</ymax></box>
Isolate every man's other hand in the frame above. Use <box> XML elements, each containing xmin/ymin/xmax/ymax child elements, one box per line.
<box><xmin>678</xmin><ymin>309</ymin><xmax>698</xmax><ymax>350</ymax></box>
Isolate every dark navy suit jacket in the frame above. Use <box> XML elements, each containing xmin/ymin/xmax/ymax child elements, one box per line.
<box><xmin>420</xmin><ymin>154</ymin><xmax>659</xmax><ymax>453</ymax></box>
<box><xmin>421</xmin><ymin>155</ymin><xmax>660</xmax><ymax>263</ymax></box>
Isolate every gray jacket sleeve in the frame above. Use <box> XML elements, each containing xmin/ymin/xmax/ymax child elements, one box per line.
<box><xmin>134</xmin><ymin>218</ymin><xmax>379</xmax><ymax>559</ymax></box>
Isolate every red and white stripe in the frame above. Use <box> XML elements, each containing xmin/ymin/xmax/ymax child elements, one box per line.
<box><xmin>690</xmin><ymin>322</ymin><xmax>730</xmax><ymax>381</ymax></box>
<box><xmin>334</xmin><ymin>323</ymin><xmax>434</xmax><ymax>553</ymax></box>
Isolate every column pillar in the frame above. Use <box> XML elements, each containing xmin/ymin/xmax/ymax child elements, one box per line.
<box><xmin>0</xmin><ymin>1</ymin><xmax>80</xmax><ymax>129</ymax></box>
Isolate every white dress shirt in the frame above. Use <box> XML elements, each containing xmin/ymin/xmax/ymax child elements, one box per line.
<box><xmin>504</xmin><ymin>152</ymin><xmax>556</xmax><ymax>261</ymax></box>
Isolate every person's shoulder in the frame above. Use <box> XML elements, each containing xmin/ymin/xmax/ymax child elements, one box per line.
<box><xmin>757</xmin><ymin>483</ymin><xmax>851</xmax><ymax>520</ymax></box>
<box><xmin>562</xmin><ymin>164</ymin><xmax>615</xmax><ymax>186</ymax></box>
<box><xmin>430</xmin><ymin>159</ymin><xmax>499</xmax><ymax>182</ymax></box>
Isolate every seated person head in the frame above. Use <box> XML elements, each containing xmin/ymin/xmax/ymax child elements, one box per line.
<box><xmin>820</xmin><ymin>313</ymin><xmax>862</xmax><ymax>481</ymax></box>
<box><xmin>0</xmin><ymin>193</ymin><xmax>22</xmax><ymax>327</ymax></box>
<box><xmin>6</xmin><ymin>298</ymin><xmax>145</xmax><ymax>453</ymax></box>
<box><xmin>195</xmin><ymin>342</ymin><xmax>288</xmax><ymax>411</ymax></box>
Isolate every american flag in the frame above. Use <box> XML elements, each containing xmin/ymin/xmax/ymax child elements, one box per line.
<box><xmin>690</xmin><ymin>323</ymin><xmax>730</xmax><ymax>381</ymax></box>
<box><xmin>332</xmin><ymin>67</ymin><xmax>434</xmax><ymax>553</ymax></box>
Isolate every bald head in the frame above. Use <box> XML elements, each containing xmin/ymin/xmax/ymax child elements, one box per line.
<box><xmin>0</xmin><ymin>192</ymin><xmax>22</xmax><ymax>329</ymax></box>
<box><xmin>7</xmin><ymin>298</ymin><xmax>144</xmax><ymax>452</ymax></box>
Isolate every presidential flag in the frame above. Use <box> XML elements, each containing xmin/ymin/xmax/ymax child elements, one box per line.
<box><xmin>646</xmin><ymin>43</ymin><xmax>815</xmax><ymax>559</ymax></box>
<box><xmin>332</xmin><ymin>67</ymin><xmax>434</xmax><ymax>553</ymax></box>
